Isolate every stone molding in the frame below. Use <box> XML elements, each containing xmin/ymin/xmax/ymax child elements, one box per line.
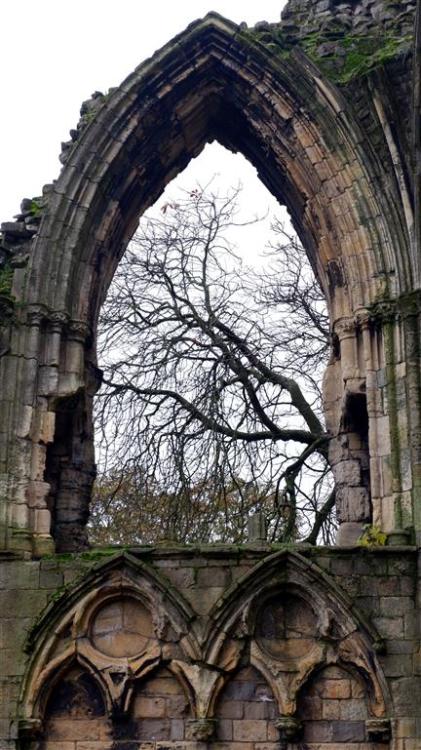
<box><xmin>19</xmin><ymin>551</ymin><xmax>391</xmax><ymax>736</ymax></box>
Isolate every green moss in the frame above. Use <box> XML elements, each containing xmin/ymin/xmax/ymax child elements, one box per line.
<box><xmin>40</xmin><ymin>546</ymin><xmax>128</xmax><ymax>562</ymax></box>
<box><xmin>29</xmin><ymin>198</ymin><xmax>43</xmax><ymax>217</ymax></box>
<box><xmin>239</xmin><ymin>26</ymin><xmax>293</xmax><ymax>61</ymax></box>
<box><xmin>245</xmin><ymin>20</ymin><xmax>412</xmax><ymax>85</ymax></box>
<box><xmin>0</xmin><ymin>264</ymin><xmax>14</xmax><ymax>297</ymax></box>
<box><xmin>301</xmin><ymin>30</ymin><xmax>412</xmax><ymax>83</ymax></box>
<box><xmin>80</xmin><ymin>546</ymin><xmax>129</xmax><ymax>560</ymax></box>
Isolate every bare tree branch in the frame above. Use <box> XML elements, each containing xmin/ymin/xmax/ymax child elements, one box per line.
<box><xmin>92</xmin><ymin>186</ymin><xmax>336</xmax><ymax>546</ymax></box>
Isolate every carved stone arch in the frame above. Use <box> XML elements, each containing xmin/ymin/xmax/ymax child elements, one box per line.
<box><xmin>295</xmin><ymin>660</ymin><xmax>391</xmax><ymax>746</ymax></box>
<box><xmin>24</xmin><ymin>18</ymin><xmax>409</xmax><ymax>321</ymax></box>
<box><xmin>17</xmin><ymin>652</ymin><xmax>114</xmax><ymax>750</ymax></box>
<box><xmin>206</xmin><ymin>550</ymin><xmax>383</xmax><ymax>651</ymax></box>
<box><xmin>204</xmin><ymin>551</ymin><xmax>391</xmax><ymax>718</ymax></box>
<box><xmin>295</xmin><ymin>653</ymin><xmax>387</xmax><ymax>721</ymax></box>
<box><xmin>209</xmin><ymin>657</ymin><xmax>288</xmax><ymax>720</ymax></box>
<box><xmin>211</xmin><ymin>663</ymin><xmax>279</xmax><ymax>744</ymax></box>
<box><xmin>27</xmin><ymin>650</ymin><xmax>112</xmax><ymax>727</ymax></box>
<box><xmin>20</xmin><ymin>552</ymin><xmax>200</xmax><ymax>729</ymax></box>
<box><xmin>0</xmin><ymin>13</ymin><xmax>415</xmax><ymax>555</ymax></box>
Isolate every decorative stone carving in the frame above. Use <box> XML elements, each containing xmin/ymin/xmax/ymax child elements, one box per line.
<box><xmin>187</xmin><ymin>718</ymin><xmax>217</xmax><ymax>741</ymax></box>
<box><xmin>0</xmin><ymin>0</ymin><xmax>418</xmax><ymax>743</ymax></box>
<box><xmin>255</xmin><ymin>593</ymin><xmax>317</xmax><ymax>661</ymax></box>
<box><xmin>274</xmin><ymin>716</ymin><xmax>302</xmax><ymax>742</ymax></box>
<box><xmin>14</xmin><ymin>551</ymin><xmax>397</xmax><ymax>750</ymax></box>
<box><xmin>90</xmin><ymin>595</ymin><xmax>154</xmax><ymax>658</ymax></box>
<box><xmin>67</xmin><ymin>319</ymin><xmax>91</xmax><ymax>341</ymax></box>
<box><xmin>334</xmin><ymin>316</ymin><xmax>356</xmax><ymax>339</ymax></box>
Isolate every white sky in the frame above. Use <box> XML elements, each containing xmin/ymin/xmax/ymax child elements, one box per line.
<box><xmin>0</xmin><ymin>0</ymin><xmax>287</xmax><ymax>223</ymax></box>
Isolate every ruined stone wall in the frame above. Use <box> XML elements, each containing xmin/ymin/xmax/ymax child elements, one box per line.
<box><xmin>0</xmin><ymin>0</ymin><xmax>420</xmax><ymax>748</ymax></box>
<box><xmin>0</xmin><ymin>0</ymin><xmax>419</xmax><ymax>553</ymax></box>
<box><xmin>1</xmin><ymin>547</ymin><xmax>420</xmax><ymax>749</ymax></box>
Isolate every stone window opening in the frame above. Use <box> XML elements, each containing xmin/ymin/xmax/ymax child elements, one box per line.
<box><xmin>85</xmin><ymin>144</ymin><xmax>334</xmax><ymax>550</ymax></box>
<box><xmin>44</xmin><ymin>390</ymin><xmax>96</xmax><ymax>552</ymax></box>
<box><xmin>334</xmin><ymin>389</ymin><xmax>373</xmax><ymax>544</ymax></box>
<box><xmin>343</xmin><ymin>391</ymin><xmax>371</xmax><ymax>502</ymax></box>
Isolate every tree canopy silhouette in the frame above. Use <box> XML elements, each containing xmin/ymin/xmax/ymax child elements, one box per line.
<box><xmin>92</xmin><ymin>186</ymin><xmax>335</xmax><ymax>545</ymax></box>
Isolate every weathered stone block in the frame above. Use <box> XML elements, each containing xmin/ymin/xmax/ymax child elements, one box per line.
<box><xmin>334</xmin><ymin>459</ymin><xmax>361</xmax><ymax>485</ymax></box>
<box><xmin>232</xmin><ymin>719</ymin><xmax>267</xmax><ymax>742</ymax></box>
<box><xmin>372</xmin><ymin>616</ymin><xmax>404</xmax><ymax>639</ymax></box>
<box><xmin>380</xmin><ymin>596</ymin><xmax>414</xmax><ymax>616</ymax></box>
<box><xmin>39</xmin><ymin>566</ymin><xmax>64</xmax><ymax>589</ymax></box>
<box><xmin>303</xmin><ymin>720</ymin><xmax>332</xmax><ymax>742</ymax></box>
<box><xmin>380</xmin><ymin>654</ymin><xmax>412</xmax><ymax>677</ymax></box>
<box><xmin>196</xmin><ymin>567</ymin><xmax>230</xmax><ymax>588</ymax></box>
<box><xmin>331</xmin><ymin>719</ymin><xmax>366</xmax><ymax>742</ymax></box>
<box><xmin>390</xmin><ymin>677</ymin><xmax>421</xmax><ymax>716</ymax></box>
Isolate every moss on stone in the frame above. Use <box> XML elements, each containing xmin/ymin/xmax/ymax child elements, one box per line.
<box><xmin>29</xmin><ymin>198</ymin><xmax>43</xmax><ymax>218</ymax></box>
<box><xmin>0</xmin><ymin>264</ymin><xmax>14</xmax><ymax>297</ymax></box>
<box><xmin>239</xmin><ymin>26</ymin><xmax>293</xmax><ymax>61</ymax></box>
<box><xmin>298</xmin><ymin>25</ymin><xmax>412</xmax><ymax>84</ymax></box>
<box><xmin>357</xmin><ymin>524</ymin><xmax>387</xmax><ymax>547</ymax></box>
<box><xmin>246</xmin><ymin>22</ymin><xmax>412</xmax><ymax>85</ymax></box>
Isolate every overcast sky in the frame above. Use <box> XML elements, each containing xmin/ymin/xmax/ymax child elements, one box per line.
<box><xmin>0</xmin><ymin>0</ymin><xmax>288</xmax><ymax>225</ymax></box>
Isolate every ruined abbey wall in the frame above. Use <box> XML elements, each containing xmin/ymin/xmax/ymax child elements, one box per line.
<box><xmin>1</xmin><ymin>547</ymin><xmax>420</xmax><ymax>749</ymax></box>
<box><xmin>0</xmin><ymin>0</ymin><xmax>420</xmax><ymax>747</ymax></box>
<box><xmin>0</xmin><ymin>0</ymin><xmax>419</xmax><ymax>555</ymax></box>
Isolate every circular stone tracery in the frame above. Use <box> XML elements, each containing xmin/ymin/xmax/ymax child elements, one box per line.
<box><xmin>90</xmin><ymin>596</ymin><xmax>154</xmax><ymax>658</ymax></box>
<box><xmin>256</xmin><ymin>593</ymin><xmax>317</xmax><ymax>660</ymax></box>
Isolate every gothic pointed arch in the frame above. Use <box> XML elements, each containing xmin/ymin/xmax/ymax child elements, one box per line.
<box><xmin>204</xmin><ymin>550</ymin><xmax>391</xmax><ymax>719</ymax></box>
<box><xmin>20</xmin><ymin>552</ymin><xmax>200</xmax><ymax>726</ymax></box>
<box><xmin>0</xmin><ymin>10</ymin><xmax>418</xmax><ymax>555</ymax></box>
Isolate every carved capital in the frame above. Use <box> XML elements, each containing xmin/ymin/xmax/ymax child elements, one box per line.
<box><xmin>274</xmin><ymin>716</ymin><xmax>302</xmax><ymax>742</ymax></box>
<box><xmin>370</xmin><ymin>300</ymin><xmax>397</xmax><ymax>326</ymax></box>
<box><xmin>26</xmin><ymin>306</ymin><xmax>48</xmax><ymax>327</ymax></box>
<box><xmin>187</xmin><ymin>718</ymin><xmax>217</xmax><ymax>741</ymax></box>
<box><xmin>355</xmin><ymin>308</ymin><xmax>371</xmax><ymax>329</ymax></box>
<box><xmin>68</xmin><ymin>319</ymin><xmax>91</xmax><ymax>341</ymax></box>
<box><xmin>49</xmin><ymin>311</ymin><xmax>70</xmax><ymax>331</ymax></box>
<box><xmin>334</xmin><ymin>317</ymin><xmax>355</xmax><ymax>339</ymax></box>
<box><xmin>365</xmin><ymin>718</ymin><xmax>391</xmax><ymax>742</ymax></box>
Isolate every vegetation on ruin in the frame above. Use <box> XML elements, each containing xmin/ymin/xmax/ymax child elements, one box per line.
<box><xmin>0</xmin><ymin>263</ymin><xmax>14</xmax><ymax>298</ymax></box>
<box><xmin>357</xmin><ymin>524</ymin><xmax>387</xmax><ymax>548</ymax></box>
<box><xmin>29</xmin><ymin>198</ymin><xmax>43</xmax><ymax>218</ymax></box>
<box><xmin>245</xmin><ymin>23</ymin><xmax>412</xmax><ymax>85</ymax></box>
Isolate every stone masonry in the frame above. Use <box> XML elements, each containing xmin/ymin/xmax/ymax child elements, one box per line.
<box><xmin>0</xmin><ymin>0</ymin><xmax>421</xmax><ymax>747</ymax></box>
<box><xmin>0</xmin><ymin>1</ymin><xmax>419</xmax><ymax>552</ymax></box>
<box><xmin>1</xmin><ymin>546</ymin><xmax>420</xmax><ymax>749</ymax></box>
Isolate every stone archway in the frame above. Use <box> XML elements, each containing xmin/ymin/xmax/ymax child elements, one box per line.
<box><xmin>17</xmin><ymin>550</ymin><xmax>392</xmax><ymax>749</ymax></box>
<box><xmin>0</xmin><ymin>11</ymin><xmax>419</xmax><ymax>554</ymax></box>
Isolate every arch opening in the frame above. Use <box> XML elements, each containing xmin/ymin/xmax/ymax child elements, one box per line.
<box><xmin>296</xmin><ymin>664</ymin><xmax>380</xmax><ymax>747</ymax></box>
<box><xmin>3</xmin><ymin>15</ymin><xmax>409</xmax><ymax>555</ymax></box>
<box><xmin>87</xmin><ymin>143</ymin><xmax>335</xmax><ymax>550</ymax></box>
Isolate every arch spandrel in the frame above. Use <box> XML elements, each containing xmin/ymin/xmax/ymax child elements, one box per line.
<box><xmin>20</xmin><ymin>552</ymin><xmax>200</xmax><ymax>726</ymax></box>
<box><xmin>199</xmin><ymin>550</ymin><xmax>391</xmax><ymax>723</ymax></box>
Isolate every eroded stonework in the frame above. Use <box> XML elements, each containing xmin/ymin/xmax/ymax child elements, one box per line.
<box><xmin>5</xmin><ymin>548</ymin><xmax>414</xmax><ymax>750</ymax></box>
<box><xmin>0</xmin><ymin>0</ymin><xmax>421</xmax><ymax>747</ymax></box>
<box><xmin>0</xmin><ymin>0</ymin><xmax>419</xmax><ymax>554</ymax></box>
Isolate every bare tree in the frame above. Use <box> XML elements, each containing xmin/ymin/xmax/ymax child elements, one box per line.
<box><xmin>92</xmin><ymin>186</ymin><xmax>336</xmax><ymax>545</ymax></box>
